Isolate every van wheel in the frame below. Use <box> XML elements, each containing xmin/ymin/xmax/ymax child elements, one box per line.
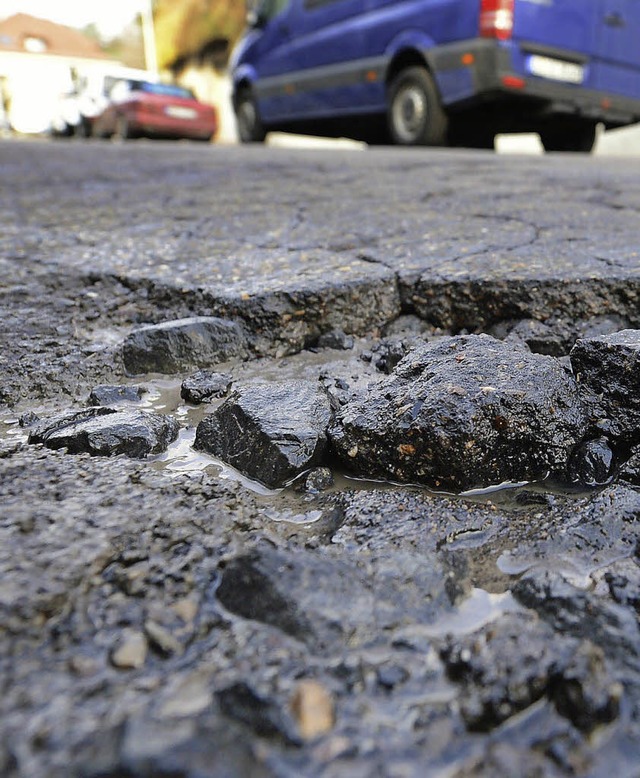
<box><xmin>387</xmin><ymin>67</ymin><xmax>448</xmax><ymax>146</ymax></box>
<box><xmin>236</xmin><ymin>89</ymin><xmax>266</xmax><ymax>143</ymax></box>
<box><xmin>540</xmin><ymin>121</ymin><xmax>597</xmax><ymax>153</ymax></box>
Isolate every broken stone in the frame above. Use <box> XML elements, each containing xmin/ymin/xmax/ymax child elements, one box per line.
<box><xmin>441</xmin><ymin>612</ymin><xmax>620</xmax><ymax>733</ymax></box>
<box><xmin>158</xmin><ymin>672</ymin><xmax>213</xmax><ymax>718</ymax></box>
<box><xmin>18</xmin><ymin>411</ymin><xmax>39</xmax><ymax>428</ymax></box>
<box><xmin>452</xmin><ymin>741</ymin><xmax>570</xmax><ymax>778</ymax></box>
<box><xmin>122</xmin><ymin>316</ymin><xmax>247</xmax><ymax>375</ymax></box>
<box><xmin>602</xmin><ymin>559</ymin><xmax>640</xmax><ymax>618</ymax></box>
<box><xmin>120</xmin><ymin>718</ymin><xmax>196</xmax><ymax>764</ymax></box>
<box><xmin>110</xmin><ymin>630</ymin><xmax>148</xmax><ymax>670</ymax></box>
<box><xmin>105</xmin><ymin>716</ymin><xmax>270</xmax><ymax>778</ymax></box>
<box><xmin>330</xmin><ymin>334</ymin><xmax>588</xmax><ymax>491</ymax></box>
<box><xmin>490</xmin><ymin>317</ymin><xmax>631</xmax><ymax>359</ymax></box>
<box><xmin>570</xmin><ymin>329</ymin><xmax>640</xmax><ymax>442</ymax></box>
<box><xmin>171</xmin><ymin>597</ymin><xmax>200</xmax><ymax>625</ymax></box>
<box><xmin>88</xmin><ymin>384</ymin><xmax>145</xmax><ymax>406</ymax></box>
<box><xmin>216</xmin><ymin>682</ymin><xmax>299</xmax><ymax>745</ymax></box>
<box><xmin>318</xmin><ymin>368</ymin><xmax>376</xmax><ymax>410</ymax></box>
<box><xmin>298</xmin><ymin>467</ymin><xmax>334</xmax><ymax>494</ymax></box>
<box><xmin>441</xmin><ymin>613</ymin><xmax>565</xmax><ymax>731</ymax></box>
<box><xmin>376</xmin><ymin>664</ymin><xmax>409</xmax><ymax>690</ymax></box>
<box><xmin>215</xmin><ymin>544</ymin><xmax>375</xmax><ymax>652</ymax></box>
<box><xmin>549</xmin><ymin>642</ymin><xmax>622</xmax><ymax>732</ymax></box>
<box><xmin>490</xmin><ymin>318</ymin><xmax>565</xmax><ymax>356</ymax></box>
<box><xmin>290</xmin><ymin>680</ymin><xmax>335</xmax><ymax>740</ymax></box>
<box><xmin>68</xmin><ymin>655</ymin><xmax>101</xmax><ymax>677</ymax></box>
<box><xmin>317</xmin><ymin>329</ymin><xmax>354</xmax><ymax>350</ymax></box>
<box><xmin>112</xmin><ymin>559</ymin><xmax>148</xmax><ymax>596</ymax></box>
<box><xmin>370</xmin><ymin>337</ymin><xmax>421</xmax><ymax>374</ymax></box>
<box><xmin>216</xmin><ymin>543</ymin><xmax>458</xmax><ymax>654</ymax></box>
<box><xmin>194</xmin><ymin>380</ymin><xmax>332</xmax><ymax>488</ymax></box>
<box><xmin>28</xmin><ymin>407</ymin><xmax>179</xmax><ymax>458</ymax></box>
<box><xmin>382</xmin><ymin>314</ymin><xmax>436</xmax><ymax>339</ymax></box>
<box><xmin>180</xmin><ymin>370</ymin><xmax>232</xmax><ymax>404</ymax></box>
<box><xmin>144</xmin><ymin>619</ymin><xmax>182</xmax><ymax>657</ymax></box>
<box><xmin>619</xmin><ymin>446</ymin><xmax>640</xmax><ymax>485</ymax></box>
<box><xmin>566</xmin><ymin>436</ymin><xmax>615</xmax><ymax>486</ymax></box>
<box><xmin>512</xmin><ymin>568</ymin><xmax>640</xmax><ymax>669</ymax></box>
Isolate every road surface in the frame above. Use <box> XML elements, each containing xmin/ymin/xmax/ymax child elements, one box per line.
<box><xmin>2</xmin><ymin>138</ymin><xmax>640</xmax><ymax>778</ymax></box>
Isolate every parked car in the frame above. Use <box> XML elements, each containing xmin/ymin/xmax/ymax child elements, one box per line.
<box><xmin>230</xmin><ymin>0</ymin><xmax>640</xmax><ymax>151</ymax></box>
<box><xmin>51</xmin><ymin>68</ymin><xmax>155</xmax><ymax>137</ymax></box>
<box><xmin>91</xmin><ymin>80</ymin><xmax>218</xmax><ymax>142</ymax></box>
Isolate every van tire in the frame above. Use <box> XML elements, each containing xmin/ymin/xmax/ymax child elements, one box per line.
<box><xmin>387</xmin><ymin>67</ymin><xmax>448</xmax><ymax>146</ymax></box>
<box><xmin>540</xmin><ymin>120</ymin><xmax>597</xmax><ymax>153</ymax></box>
<box><xmin>236</xmin><ymin>89</ymin><xmax>266</xmax><ymax>144</ymax></box>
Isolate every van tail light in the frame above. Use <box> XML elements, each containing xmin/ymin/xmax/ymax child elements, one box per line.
<box><xmin>480</xmin><ymin>0</ymin><xmax>514</xmax><ymax>40</ymax></box>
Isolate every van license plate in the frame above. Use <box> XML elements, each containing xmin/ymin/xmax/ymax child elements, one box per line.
<box><xmin>528</xmin><ymin>55</ymin><xmax>584</xmax><ymax>84</ymax></box>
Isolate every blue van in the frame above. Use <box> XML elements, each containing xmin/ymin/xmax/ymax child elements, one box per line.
<box><xmin>230</xmin><ymin>0</ymin><xmax>640</xmax><ymax>151</ymax></box>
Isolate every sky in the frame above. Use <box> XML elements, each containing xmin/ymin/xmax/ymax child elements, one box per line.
<box><xmin>0</xmin><ymin>0</ymin><xmax>148</xmax><ymax>39</ymax></box>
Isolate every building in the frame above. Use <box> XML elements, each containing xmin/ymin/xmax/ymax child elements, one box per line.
<box><xmin>0</xmin><ymin>13</ymin><xmax>119</xmax><ymax>134</ymax></box>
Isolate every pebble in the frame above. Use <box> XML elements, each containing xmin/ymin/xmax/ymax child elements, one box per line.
<box><xmin>110</xmin><ymin>630</ymin><xmax>148</xmax><ymax>670</ymax></box>
<box><xmin>290</xmin><ymin>680</ymin><xmax>335</xmax><ymax>740</ymax></box>
<box><xmin>144</xmin><ymin>619</ymin><xmax>182</xmax><ymax>656</ymax></box>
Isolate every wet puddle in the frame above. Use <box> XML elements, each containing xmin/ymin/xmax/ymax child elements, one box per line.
<box><xmin>416</xmin><ymin>588</ymin><xmax>521</xmax><ymax>638</ymax></box>
<box><xmin>0</xmin><ymin>364</ymin><xmax>605</xmax><ymax>514</ymax></box>
<box><xmin>0</xmin><ymin>345</ymin><xmax>621</xmax><ymax>627</ymax></box>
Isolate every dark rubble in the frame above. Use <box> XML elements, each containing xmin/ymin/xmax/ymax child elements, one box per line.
<box><xmin>28</xmin><ymin>407</ymin><xmax>179</xmax><ymax>458</ymax></box>
<box><xmin>329</xmin><ymin>334</ymin><xmax>588</xmax><ymax>491</ymax></box>
<box><xmin>571</xmin><ymin>329</ymin><xmax>640</xmax><ymax>443</ymax></box>
<box><xmin>194</xmin><ymin>379</ymin><xmax>332</xmax><ymax>488</ymax></box>
<box><xmin>122</xmin><ymin>316</ymin><xmax>248</xmax><ymax>375</ymax></box>
<box><xmin>88</xmin><ymin>384</ymin><xmax>146</xmax><ymax>406</ymax></box>
<box><xmin>180</xmin><ymin>370</ymin><xmax>232</xmax><ymax>404</ymax></box>
<box><xmin>3</xmin><ymin>140</ymin><xmax>640</xmax><ymax>778</ymax></box>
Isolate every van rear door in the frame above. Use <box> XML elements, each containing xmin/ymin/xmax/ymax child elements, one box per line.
<box><xmin>512</xmin><ymin>0</ymin><xmax>597</xmax><ymax>57</ymax></box>
<box><xmin>510</xmin><ymin>0</ymin><xmax>597</xmax><ymax>88</ymax></box>
<box><xmin>594</xmin><ymin>0</ymin><xmax>640</xmax><ymax>96</ymax></box>
<box><xmin>509</xmin><ymin>0</ymin><xmax>640</xmax><ymax>99</ymax></box>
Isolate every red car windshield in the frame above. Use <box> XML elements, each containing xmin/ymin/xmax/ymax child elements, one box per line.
<box><xmin>140</xmin><ymin>82</ymin><xmax>195</xmax><ymax>100</ymax></box>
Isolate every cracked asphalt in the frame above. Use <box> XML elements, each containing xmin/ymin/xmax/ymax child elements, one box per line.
<box><xmin>3</xmin><ymin>137</ymin><xmax>640</xmax><ymax>777</ymax></box>
<box><xmin>3</xmin><ymin>139</ymin><xmax>640</xmax><ymax>321</ymax></box>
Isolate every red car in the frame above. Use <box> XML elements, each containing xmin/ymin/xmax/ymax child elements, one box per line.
<box><xmin>92</xmin><ymin>80</ymin><xmax>217</xmax><ymax>142</ymax></box>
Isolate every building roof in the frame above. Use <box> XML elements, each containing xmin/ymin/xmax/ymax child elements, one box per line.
<box><xmin>0</xmin><ymin>13</ymin><xmax>108</xmax><ymax>59</ymax></box>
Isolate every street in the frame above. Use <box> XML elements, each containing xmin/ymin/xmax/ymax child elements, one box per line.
<box><xmin>3</xmin><ymin>138</ymin><xmax>640</xmax><ymax>350</ymax></box>
<box><xmin>2</xmin><ymin>137</ymin><xmax>640</xmax><ymax>777</ymax></box>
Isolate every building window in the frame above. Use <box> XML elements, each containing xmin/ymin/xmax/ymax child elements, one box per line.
<box><xmin>23</xmin><ymin>36</ymin><xmax>48</xmax><ymax>53</ymax></box>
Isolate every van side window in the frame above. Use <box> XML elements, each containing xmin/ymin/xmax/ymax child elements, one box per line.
<box><xmin>259</xmin><ymin>0</ymin><xmax>291</xmax><ymax>21</ymax></box>
<box><xmin>304</xmin><ymin>0</ymin><xmax>342</xmax><ymax>8</ymax></box>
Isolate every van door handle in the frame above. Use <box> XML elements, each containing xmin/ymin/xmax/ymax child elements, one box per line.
<box><xmin>604</xmin><ymin>11</ymin><xmax>626</xmax><ymax>27</ymax></box>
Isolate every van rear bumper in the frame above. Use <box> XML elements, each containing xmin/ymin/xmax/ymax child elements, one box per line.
<box><xmin>428</xmin><ymin>39</ymin><xmax>640</xmax><ymax>128</ymax></box>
